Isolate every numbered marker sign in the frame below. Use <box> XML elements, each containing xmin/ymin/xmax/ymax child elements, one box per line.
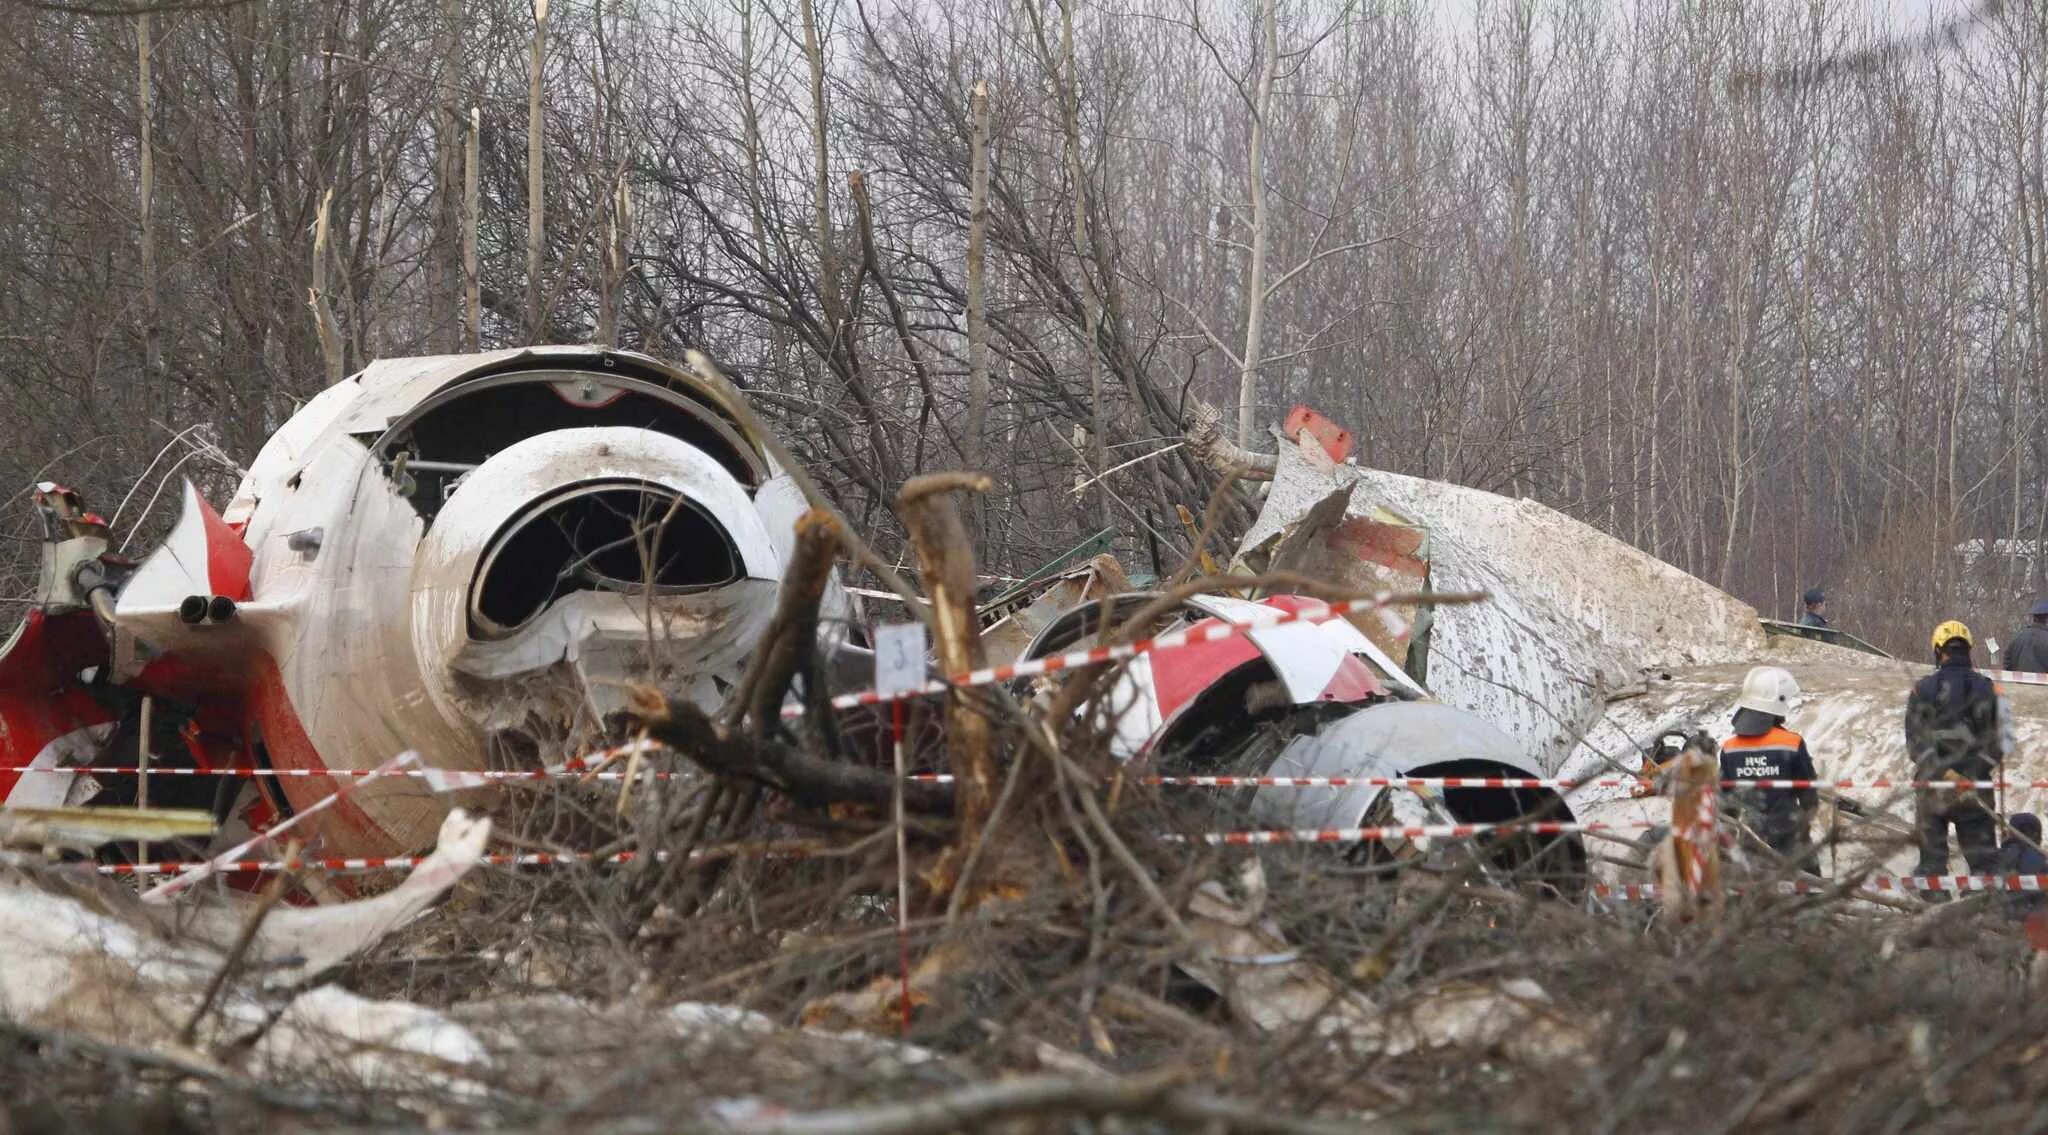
<box><xmin>874</xmin><ymin>622</ymin><xmax>929</xmax><ymax>697</ymax></box>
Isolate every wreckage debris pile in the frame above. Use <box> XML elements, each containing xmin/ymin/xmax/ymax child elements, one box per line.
<box><xmin>8</xmin><ymin>481</ymin><xmax>2048</xmax><ymax>1133</ymax></box>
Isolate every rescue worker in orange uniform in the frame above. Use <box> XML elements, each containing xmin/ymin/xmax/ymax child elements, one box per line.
<box><xmin>1719</xmin><ymin>666</ymin><xmax>1820</xmax><ymax>866</ymax></box>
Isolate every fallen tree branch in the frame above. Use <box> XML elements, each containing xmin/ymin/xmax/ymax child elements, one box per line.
<box><xmin>0</xmin><ymin>1019</ymin><xmax>371</xmax><ymax>1119</ymax></box>
<box><xmin>627</xmin><ymin>690</ymin><xmax>955</xmax><ymax>815</ymax></box>
<box><xmin>179</xmin><ymin>843</ymin><xmax>300</xmax><ymax>1045</ymax></box>
<box><xmin>1185</xmin><ymin>397</ymin><xmax>1277</xmax><ymax>481</ymax></box>
<box><xmin>729</xmin><ymin>509</ymin><xmax>843</xmax><ymax>734</ymax></box>
<box><xmin>686</xmin><ymin>1072</ymin><xmax>1391</xmax><ymax>1135</ymax></box>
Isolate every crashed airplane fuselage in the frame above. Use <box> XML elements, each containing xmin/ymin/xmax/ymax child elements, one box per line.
<box><xmin>1225</xmin><ymin>421</ymin><xmax>2048</xmax><ymax>875</ymax></box>
<box><xmin>0</xmin><ymin>348</ymin><xmax>849</xmax><ymax>858</ymax></box>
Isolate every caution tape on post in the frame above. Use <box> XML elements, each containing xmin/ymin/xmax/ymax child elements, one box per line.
<box><xmin>141</xmin><ymin>749</ymin><xmax>423</xmax><ymax>902</ymax></box>
<box><xmin>788</xmin><ymin>590</ymin><xmax>1444</xmax><ymax>718</ymax></box>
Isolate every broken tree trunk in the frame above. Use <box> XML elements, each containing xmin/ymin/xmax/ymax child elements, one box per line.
<box><xmin>895</xmin><ymin>473</ymin><xmax>996</xmax><ymax>860</ymax></box>
<box><xmin>310</xmin><ymin>189</ymin><xmax>346</xmax><ymax>385</ymax></box>
<box><xmin>732</xmin><ymin>509</ymin><xmax>842</xmax><ymax>735</ymax></box>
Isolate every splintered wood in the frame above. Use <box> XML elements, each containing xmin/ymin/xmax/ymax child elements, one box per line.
<box><xmin>894</xmin><ymin>473</ymin><xmax>997</xmax><ymax>864</ymax></box>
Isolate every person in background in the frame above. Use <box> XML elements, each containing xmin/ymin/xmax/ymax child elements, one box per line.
<box><xmin>1906</xmin><ymin>620</ymin><xmax>2013</xmax><ymax>882</ymax></box>
<box><xmin>1797</xmin><ymin>588</ymin><xmax>1830</xmax><ymax>629</ymax></box>
<box><xmin>1994</xmin><ymin>813</ymin><xmax>2048</xmax><ymax>920</ymax></box>
<box><xmin>1719</xmin><ymin>666</ymin><xmax>1820</xmax><ymax>869</ymax></box>
<box><xmin>2005</xmin><ymin>598</ymin><xmax>2048</xmax><ymax>674</ymax></box>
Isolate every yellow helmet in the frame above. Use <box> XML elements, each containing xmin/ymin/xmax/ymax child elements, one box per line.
<box><xmin>1930</xmin><ymin>619</ymin><xmax>1973</xmax><ymax>651</ymax></box>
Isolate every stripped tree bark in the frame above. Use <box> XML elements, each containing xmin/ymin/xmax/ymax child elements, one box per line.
<box><xmin>895</xmin><ymin>472</ymin><xmax>996</xmax><ymax>865</ymax></box>
<box><xmin>309</xmin><ymin>189</ymin><xmax>345</xmax><ymax>386</ymax></box>
<box><xmin>800</xmin><ymin>0</ymin><xmax>841</xmax><ymax>334</ymax></box>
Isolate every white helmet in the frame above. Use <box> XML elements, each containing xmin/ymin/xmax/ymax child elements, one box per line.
<box><xmin>1734</xmin><ymin>666</ymin><xmax>1799</xmax><ymax>718</ymax></box>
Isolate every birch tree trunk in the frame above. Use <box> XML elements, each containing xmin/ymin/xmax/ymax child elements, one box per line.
<box><xmin>1055</xmin><ymin>0</ymin><xmax>1107</xmax><ymax>525</ymax></box>
<box><xmin>1234</xmin><ymin>0</ymin><xmax>1277</xmax><ymax>447</ymax></box>
<box><xmin>433</xmin><ymin>0</ymin><xmax>463</xmax><ymax>352</ymax></box>
<box><xmin>525</xmin><ymin>0</ymin><xmax>549</xmax><ymax>341</ymax></box>
<box><xmin>964</xmin><ymin>79</ymin><xmax>992</xmax><ymax>471</ymax></box>
<box><xmin>136</xmin><ymin>13</ymin><xmax>160</xmax><ymax>380</ymax></box>
<box><xmin>463</xmin><ymin>105</ymin><xmax>480</xmax><ymax>352</ymax></box>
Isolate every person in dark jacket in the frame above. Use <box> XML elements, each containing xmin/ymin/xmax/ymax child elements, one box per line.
<box><xmin>1994</xmin><ymin>813</ymin><xmax>2048</xmax><ymax>920</ymax></box>
<box><xmin>1907</xmin><ymin>620</ymin><xmax>2014</xmax><ymax>879</ymax></box>
<box><xmin>1720</xmin><ymin>666</ymin><xmax>1820</xmax><ymax>867</ymax></box>
<box><xmin>1797</xmin><ymin>588</ymin><xmax>1830</xmax><ymax>629</ymax></box>
<box><xmin>2005</xmin><ymin>599</ymin><xmax>2048</xmax><ymax>674</ymax></box>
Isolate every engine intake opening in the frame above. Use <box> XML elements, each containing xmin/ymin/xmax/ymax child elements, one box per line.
<box><xmin>469</xmin><ymin>481</ymin><xmax>740</xmax><ymax>639</ymax></box>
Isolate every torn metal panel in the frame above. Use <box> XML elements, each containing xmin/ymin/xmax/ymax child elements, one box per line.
<box><xmin>1025</xmin><ymin>594</ymin><xmax>1389</xmax><ymax>760</ymax></box>
<box><xmin>1241</xmin><ymin>437</ymin><xmax>1768</xmax><ymax>771</ymax></box>
<box><xmin>979</xmin><ymin>526</ymin><xmax>1118</xmax><ymax>618</ymax></box>
<box><xmin>1248</xmin><ymin>700</ymin><xmax>1544</xmax><ymax>833</ymax></box>
<box><xmin>1235</xmin><ymin>484</ymin><xmax>1429</xmax><ymax>669</ymax></box>
<box><xmin>982</xmin><ymin>554</ymin><xmax>1129</xmax><ymax>665</ymax></box>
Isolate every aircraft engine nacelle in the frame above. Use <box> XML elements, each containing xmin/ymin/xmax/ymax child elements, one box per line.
<box><xmin>410</xmin><ymin>426</ymin><xmax>783</xmax><ymax>726</ymax></box>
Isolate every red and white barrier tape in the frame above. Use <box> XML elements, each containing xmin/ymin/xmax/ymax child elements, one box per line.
<box><xmin>96</xmin><ymin>843</ymin><xmax>814</xmax><ymax>878</ymax></box>
<box><xmin>22</xmin><ymin>762</ymin><xmax>2040</xmax><ymax>794</ymax></box>
<box><xmin>1163</xmin><ymin>819</ymin><xmax>1658</xmax><ymax>847</ymax></box>
<box><xmin>1986</xmin><ymin>668</ymin><xmax>2048</xmax><ymax>688</ymax></box>
<box><xmin>141</xmin><ymin>750</ymin><xmax>420</xmax><ymax>902</ymax></box>
<box><xmin>0</xmin><ymin>763</ymin><xmax>685</xmax><ymax>784</ymax></box>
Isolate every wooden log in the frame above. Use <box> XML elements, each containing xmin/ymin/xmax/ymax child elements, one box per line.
<box><xmin>895</xmin><ymin>473</ymin><xmax>996</xmax><ymax>850</ymax></box>
<box><xmin>729</xmin><ymin>509</ymin><xmax>842</xmax><ymax>735</ymax></box>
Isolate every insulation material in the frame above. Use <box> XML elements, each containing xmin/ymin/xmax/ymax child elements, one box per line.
<box><xmin>0</xmin><ymin>810</ymin><xmax>492</xmax><ymax>1086</ymax></box>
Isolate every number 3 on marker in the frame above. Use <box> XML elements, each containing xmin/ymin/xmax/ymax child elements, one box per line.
<box><xmin>874</xmin><ymin>622</ymin><xmax>928</xmax><ymax>696</ymax></box>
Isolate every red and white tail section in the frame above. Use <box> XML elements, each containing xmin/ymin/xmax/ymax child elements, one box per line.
<box><xmin>112</xmin><ymin>481</ymin><xmax>255</xmax><ymax>673</ymax></box>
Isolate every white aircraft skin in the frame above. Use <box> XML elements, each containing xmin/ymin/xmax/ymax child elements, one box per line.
<box><xmin>92</xmin><ymin>347</ymin><xmax>844</xmax><ymax>856</ymax></box>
